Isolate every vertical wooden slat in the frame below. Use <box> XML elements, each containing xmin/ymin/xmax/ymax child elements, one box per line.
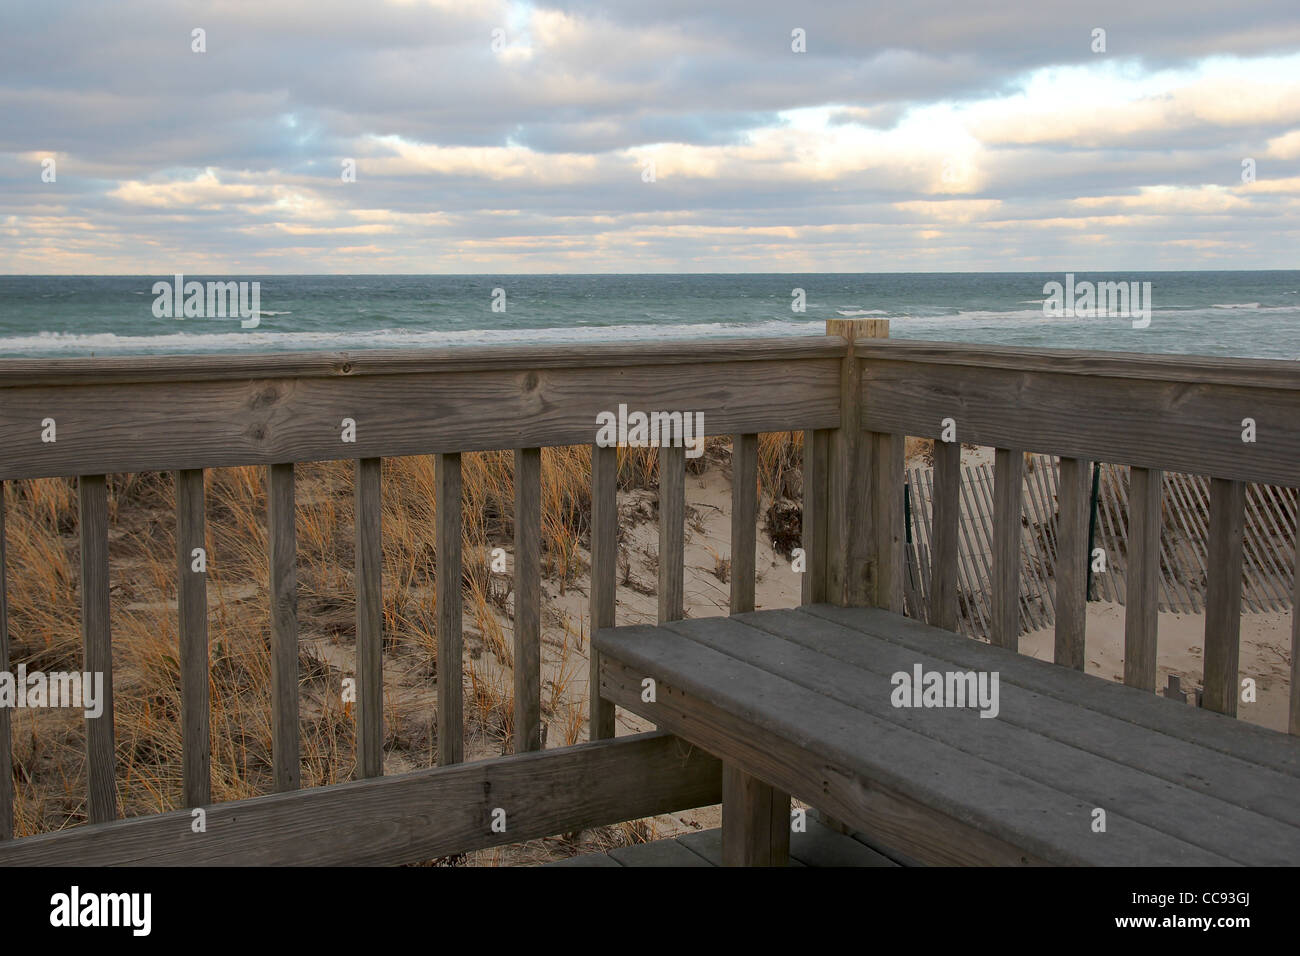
<box><xmin>435</xmin><ymin>453</ymin><xmax>464</xmax><ymax>766</ymax></box>
<box><xmin>928</xmin><ymin>439</ymin><xmax>961</xmax><ymax>631</ymax></box>
<box><xmin>1291</xmin><ymin>516</ymin><xmax>1300</xmax><ymax>736</ymax></box>
<box><xmin>721</xmin><ymin>764</ymin><xmax>790</xmax><ymax>867</ymax></box>
<box><xmin>990</xmin><ymin>449</ymin><xmax>1024</xmax><ymax>650</ymax></box>
<box><xmin>355</xmin><ymin>457</ymin><xmax>383</xmax><ymax>778</ymax></box>
<box><xmin>800</xmin><ymin>429</ymin><xmax>829</xmax><ymax>605</ymax></box>
<box><xmin>80</xmin><ymin>474</ymin><xmax>117</xmax><ymax>822</ymax></box>
<box><xmin>1204</xmin><ymin>477</ymin><xmax>1246</xmax><ymax>717</ymax></box>
<box><xmin>268</xmin><ymin>463</ymin><xmax>300</xmax><ymax>792</ymax></box>
<box><xmin>730</xmin><ymin>434</ymin><xmax>758</xmax><ymax>615</ymax></box>
<box><xmin>589</xmin><ymin>444</ymin><xmax>618</xmax><ymax>741</ymax></box>
<box><xmin>513</xmin><ymin>447</ymin><xmax>542</xmax><ymax>753</ymax></box>
<box><xmin>0</xmin><ymin>482</ymin><xmax>11</xmax><ymax>839</ymax></box>
<box><xmin>1054</xmin><ymin>457</ymin><xmax>1090</xmax><ymax>670</ymax></box>
<box><xmin>870</xmin><ymin>431</ymin><xmax>905</xmax><ymax>613</ymax></box>
<box><xmin>1124</xmin><ymin>466</ymin><xmax>1162</xmax><ymax>692</ymax></box>
<box><xmin>658</xmin><ymin>445</ymin><xmax>685</xmax><ymax>624</ymax></box>
<box><xmin>175</xmin><ymin>468</ymin><xmax>210</xmax><ymax>807</ymax></box>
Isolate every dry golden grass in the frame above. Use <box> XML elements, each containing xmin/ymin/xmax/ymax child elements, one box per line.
<box><xmin>2</xmin><ymin>433</ymin><xmax>804</xmax><ymax>851</ymax></box>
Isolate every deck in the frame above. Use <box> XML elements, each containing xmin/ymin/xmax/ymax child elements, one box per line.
<box><xmin>596</xmin><ymin>605</ymin><xmax>1300</xmax><ymax>866</ymax></box>
<box><xmin>548</xmin><ymin>818</ymin><xmax>903</xmax><ymax>867</ymax></box>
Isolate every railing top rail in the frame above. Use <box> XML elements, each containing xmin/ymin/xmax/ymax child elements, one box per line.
<box><xmin>857</xmin><ymin>339</ymin><xmax>1300</xmax><ymax>390</ymax></box>
<box><xmin>0</xmin><ymin>335</ymin><xmax>846</xmax><ymax>388</ymax></box>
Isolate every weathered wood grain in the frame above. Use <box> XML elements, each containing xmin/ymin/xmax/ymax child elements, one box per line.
<box><xmin>800</xmin><ymin>429</ymin><xmax>829</xmax><ymax>605</ymax></box>
<box><xmin>721</xmin><ymin>764</ymin><xmax>790</xmax><ymax>866</ymax></box>
<box><xmin>0</xmin><ymin>355</ymin><xmax>840</xmax><ymax>481</ymax></box>
<box><xmin>588</xmin><ymin>444</ymin><xmax>618</xmax><ymax>741</ymax></box>
<box><xmin>826</xmin><ymin>320</ymin><xmax>879</xmax><ymax>607</ymax></box>
<box><xmin>991</xmin><ymin>449</ymin><xmax>1024</xmax><ymax>650</ymax></box>
<box><xmin>860</xmin><ymin>348</ymin><xmax>1300</xmax><ymax>486</ymax></box>
<box><xmin>175</xmin><ymin>469</ymin><xmax>210</xmax><ymax>807</ymax></box>
<box><xmin>268</xmin><ymin>463</ymin><xmax>300</xmax><ymax>792</ymax></box>
<box><xmin>598</xmin><ymin>630</ymin><xmax>1232</xmax><ymax>865</ymax></box>
<box><xmin>1204</xmin><ymin>478</ymin><xmax>1246</xmax><ymax>717</ymax></box>
<box><xmin>1054</xmin><ymin>457</ymin><xmax>1090</xmax><ymax>670</ymax></box>
<box><xmin>1124</xmin><ymin>467</ymin><xmax>1162</xmax><ymax>691</ymax></box>
<box><xmin>658</xmin><ymin>445</ymin><xmax>685</xmax><ymax>624</ymax></box>
<box><xmin>80</xmin><ymin>474</ymin><xmax>117</xmax><ymax>823</ymax></box>
<box><xmin>0</xmin><ymin>337</ymin><xmax>845</xmax><ymax>387</ymax></box>
<box><xmin>436</xmin><ymin>453</ymin><xmax>464</xmax><ymax>766</ymax></box>
<box><xmin>1292</xmin><ymin>522</ymin><xmax>1300</xmax><ymax>736</ymax></box>
<box><xmin>0</xmin><ymin>732</ymin><xmax>722</xmax><ymax>866</ymax></box>
<box><xmin>870</xmin><ymin>430</ymin><xmax>905</xmax><ymax>613</ymax></box>
<box><xmin>0</xmin><ymin>483</ymin><xmax>10</xmax><ymax>839</ymax></box>
<box><xmin>805</xmin><ymin>603</ymin><xmax>1300</xmax><ymax>777</ymax></box>
<box><xmin>928</xmin><ymin>440</ymin><xmax>961</xmax><ymax>631</ymax></box>
<box><xmin>355</xmin><ymin>457</ymin><xmax>383</xmax><ymax>778</ymax></box>
<box><xmin>729</xmin><ymin>434</ymin><xmax>758</xmax><ymax>614</ymax></box>
<box><xmin>513</xmin><ymin>447</ymin><xmax>542</xmax><ymax>753</ymax></box>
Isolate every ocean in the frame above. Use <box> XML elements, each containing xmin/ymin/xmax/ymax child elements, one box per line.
<box><xmin>0</xmin><ymin>272</ymin><xmax>1297</xmax><ymax>360</ymax></box>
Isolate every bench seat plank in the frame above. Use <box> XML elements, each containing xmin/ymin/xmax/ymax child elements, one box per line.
<box><xmin>803</xmin><ymin>604</ymin><xmax>1300</xmax><ymax>778</ymax></box>
<box><xmin>596</xmin><ymin>624</ymin><xmax>1236</xmax><ymax>866</ymax></box>
<box><xmin>732</xmin><ymin>609</ymin><xmax>1300</xmax><ymax>829</ymax></box>
<box><xmin>658</xmin><ymin>615</ymin><xmax>1300</xmax><ymax>864</ymax></box>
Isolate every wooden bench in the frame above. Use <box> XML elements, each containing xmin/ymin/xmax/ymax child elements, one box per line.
<box><xmin>595</xmin><ymin>604</ymin><xmax>1300</xmax><ymax>866</ymax></box>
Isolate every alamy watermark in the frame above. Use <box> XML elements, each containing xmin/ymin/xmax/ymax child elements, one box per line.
<box><xmin>891</xmin><ymin>664</ymin><xmax>1000</xmax><ymax>718</ymax></box>
<box><xmin>595</xmin><ymin>404</ymin><xmax>705</xmax><ymax>458</ymax></box>
<box><xmin>1042</xmin><ymin>273</ymin><xmax>1152</xmax><ymax>328</ymax></box>
<box><xmin>0</xmin><ymin>665</ymin><xmax>105</xmax><ymax>718</ymax></box>
<box><xmin>151</xmin><ymin>273</ymin><xmax>262</xmax><ymax>328</ymax></box>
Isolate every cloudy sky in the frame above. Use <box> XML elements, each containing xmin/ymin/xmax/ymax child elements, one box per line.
<box><xmin>2</xmin><ymin>0</ymin><xmax>1299</xmax><ymax>273</ymax></box>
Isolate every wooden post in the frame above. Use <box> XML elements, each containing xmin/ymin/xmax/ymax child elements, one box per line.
<box><xmin>436</xmin><ymin>453</ymin><xmax>464</xmax><ymax>766</ymax></box>
<box><xmin>721</xmin><ymin>764</ymin><xmax>790</xmax><ymax>866</ymax></box>
<box><xmin>176</xmin><ymin>469</ymin><xmax>211</xmax><ymax>806</ymax></box>
<box><xmin>730</xmin><ymin>434</ymin><xmax>758</xmax><ymax>615</ymax></box>
<box><xmin>588</xmin><ymin>444</ymin><xmax>618</xmax><ymax>741</ymax></box>
<box><xmin>0</xmin><ymin>482</ymin><xmax>11</xmax><ymax>840</ymax></box>
<box><xmin>928</xmin><ymin>440</ymin><xmax>961</xmax><ymax>631</ymax></box>
<box><xmin>355</xmin><ymin>457</ymin><xmax>384</xmax><ymax>777</ymax></box>
<box><xmin>658</xmin><ymin>445</ymin><xmax>686</xmax><ymax>624</ymax></box>
<box><xmin>513</xmin><ymin>447</ymin><xmax>542</xmax><ymax>753</ymax></box>
<box><xmin>990</xmin><ymin>449</ymin><xmax>1024</xmax><ymax>650</ymax></box>
<box><xmin>268</xmin><ymin>463</ymin><xmax>300</xmax><ymax>792</ymax></box>
<box><xmin>1125</xmin><ymin>467</ymin><xmax>1162</xmax><ymax>691</ymax></box>
<box><xmin>1204</xmin><ymin>478</ymin><xmax>1245</xmax><ymax>716</ymax></box>
<box><xmin>80</xmin><ymin>474</ymin><xmax>118</xmax><ymax>822</ymax></box>
<box><xmin>826</xmin><ymin>319</ymin><xmax>899</xmax><ymax>609</ymax></box>
<box><xmin>1054</xmin><ymin>457</ymin><xmax>1090</xmax><ymax>670</ymax></box>
<box><xmin>801</xmin><ymin>429</ymin><xmax>829</xmax><ymax>605</ymax></box>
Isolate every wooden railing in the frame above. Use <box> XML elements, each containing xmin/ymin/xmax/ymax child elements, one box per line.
<box><xmin>0</xmin><ymin>324</ymin><xmax>1297</xmax><ymax>864</ymax></box>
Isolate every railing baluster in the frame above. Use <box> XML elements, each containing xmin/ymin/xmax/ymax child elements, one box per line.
<box><xmin>729</xmin><ymin>434</ymin><xmax>758</xmax><ymax>615</ymax></box>
<box><xmin>513</xmin><ymin>447</ymin><xmax>542</xmax><ymax>753</ymax></box>
<box><xmin>800</xmin><ymin>429</ymin><xmax>829</xmax><ymax>605</ymax></box>
<box><xmin>1125</xmin><ymin>466</ymin><xmax>1162</xmax><ymax>691</ymax></box>
<box><xmin>588</xmin><ymin>444</ymin><xmax>618</xmax><ymax>741</ymax></box>
<box><xmin>658</xmin><ymin>445</ymin><xmax>685</xmax><ymax>624</ymax></box>
<box><xmin>0</xmin><ymin>481</ymin><xmax>11</xmax><ymax>839</ymax></box>
<box><xmin>268</xmin><ymin>463</ymin><xmax>300</xmax><ymax>792</ymax></box>
<box><xmin>1291</xmin><ymin>519</ymin><xmax>1300</xmax><ymax>736</ymax></box>
<box><xmin>435</xmin><ymin>453</ymin><xmax>464</xmax><ymax>766</ymax></box>
<box><xmin>176</xmin><ymin>469</ymin><xmax>210</xmax><ymax>806</ymax></box>
<box><xmin>1054</xmin><ymin>457</ymin><xmax>1090</xmax><ymax>670</ymax></box>
<box><xmin>1204</xmin><ymin>477</ymin><xmax>1246</xmax><ymax>716</ymax></box>
<box><xmin>990</xmin><ymin>449</ymin><xmax>1024</xmax><ymax>650</ymax></box>
<box><xmin>80</xmin><ymin>474</ymin><xmax>117</xmax><ymax>822</ymax></box>
<box><xmin>869</xmin><ymin>432</ymin><xmax>905</xmax><ymax>613</ymax></box>
<box><xmin>355</xmin><ymin>457</ymin><xmax>383</xmax><ymax>778</ymax></box>
<box><xmin>928</xmin><ymin>440</ymin><xmax>961</xmax><ymax>631</ymax></box>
